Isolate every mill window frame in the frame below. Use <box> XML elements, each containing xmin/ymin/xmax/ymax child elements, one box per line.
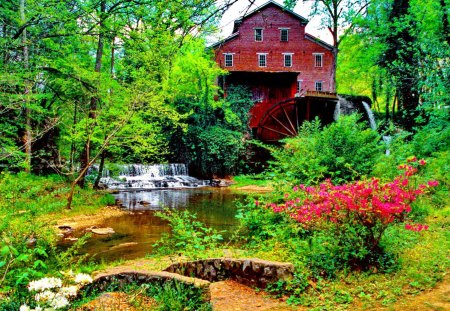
<box><xmin>254</xmin><ymin>28</ymin><xmax>263</xmax><ymax>41</ymax></box>
<box><xmin>283</xmin><ymin>53</ymin><xmax>293</xmax><ymax>67</ymax></box>
<box><xmin>313</xmin><ymin>53</ymin><xmax>323</xmax><ymax>68</ymax></box>
<box><xmin>224</xmin><ymin>53</ymin><xmax>234</xmax><ymax>67</ymax></box>
<box><xmin>257</xmin><ymin>53</ymin><xmax>267</xmax><ymax>67</ymax></box>
<box><xmin>280</xmin><ymin>28</ymin><xmax>289</xmax><ymax>42</ymax></box>
<box><xmin>296</xmin><ymin>79</ymin><xmax>303</xmax><ymax>93</ymax></box>
<box><xmin>315</xmin><ymin>81</ymin><xmax>323</xmax><ymax>91</ymax></box>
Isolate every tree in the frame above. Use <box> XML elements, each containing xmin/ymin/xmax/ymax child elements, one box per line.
<box><xmin>0</xmin><ymin>0</ymin><xmax>260</xmax><ymax>183</ymax></box>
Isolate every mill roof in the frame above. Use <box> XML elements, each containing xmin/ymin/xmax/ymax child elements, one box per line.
<box><xmin>211</xmin><ymin>1</ymin><xmax>309</xmax><ymax>49</ymax></box>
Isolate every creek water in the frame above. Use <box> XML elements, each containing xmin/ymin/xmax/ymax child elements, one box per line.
<box><xmin>69</xmin><ymin>188</ymin><xmax>246</xmax><ymax>262</ymax></box>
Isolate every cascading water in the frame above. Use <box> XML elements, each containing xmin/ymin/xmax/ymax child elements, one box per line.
<box><xmin>93</xmin><ymin>163</ymin><xmax>208</xmax><ymax>190</ymax></box>
<box><xmin>383</xmin><ymin>135</ymin><xmax>392</xmax><ymax>156</ymax></box>
<box><xmin>333</xmin><ymin>101</ymin><xmax>341</xmax><ymax>121</ymax></box>
<box><xmin>361</xmin><ymin>101</ymin><xmax>377</xmax><ymax>130</ymax></box>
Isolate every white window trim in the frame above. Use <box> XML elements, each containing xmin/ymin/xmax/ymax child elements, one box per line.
<box><xmin>283</xmin><ymin>53</ymin><xmax>293</xmax><ymax>67</ymax></box>
<box><xmin>254</xmin><ymin>28</ymin><xmax>263</xmax><ymax>41</ymax></box>
<box><xmin>223</xmin><ymin>53</ymin><xmax>234</xmax><ymax>67</ymax></box>
<box><xmin>257</xmin><ymin>53</ymin><xmax>268</xmax><ymax>67</ymax></box>
<box><xmin>315</xmin><ymin>81</ymin><xmax>323</xmax><ymax>91</ymax></box>
<box><xmin>313</xmin><ymin>53</ymin><xmax>324</xmax><ymax>68</ymax></box>
<box><xmin>296</xmin><ymin>79</ymin><xmax>303</xmax><ymax>94</ymax></box>
<box><xmin>279</xmin><ymin>28</ymin><xmax>290</xmax><ymax>41</ymax></box>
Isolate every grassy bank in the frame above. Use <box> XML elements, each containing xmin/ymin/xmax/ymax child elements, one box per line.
<box><xmin>0</xmin><ymin>172</ymin><xmax>115</xmax><ymax>305</ymax></box>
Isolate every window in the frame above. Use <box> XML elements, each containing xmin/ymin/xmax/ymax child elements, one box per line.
<box><xmin>224</xmin><ymin>54</ymin><xmax>233</xmax><ymax>67</ymax></box>
<box><xmin>296</xmin><ymin>80</ymin><xmax>303</xmax><ymax>93</ymax></box>
<box><xmin>254</xmin><ymin>28</ymin><xmax>263</xmax><ymax>41</ymax></box>
<box><xmin>258</xmin><ymin>53</ymin><xmax>267</xmax><ymax>67</ymax></box>
<box><xmin>283</xmin><ymin>53</ymin><xmax>293</xmax><ymax>67</ymax></box>
<box><xmin>315</xmin><ymin>81</ymin><xmax>323</xmax><ymax>91</ymax></box>
<box><xmin>280</xmin><ymin>29</ymin><xmax>289</xmax><ymax>42</ymax></box>
<box><xmin>314</xmin><ymin>53</ymin><xmax>323</xmax><ymax>67</ymax></box>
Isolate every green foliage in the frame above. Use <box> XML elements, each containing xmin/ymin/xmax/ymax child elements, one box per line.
<box><xmin>185</xmin><ymin>125</ymin><xmax>247</xmax><ymax>177</ymax></box>
<box><xmin>144</xmin><ymin>280</ymin><xmax>212</xmax><ymax>311</ymax></box>
<box><xmin>171</xmin><ymin>82</ymin><xmax>254</xmax><ymax>177</ymax></box>
<box><xmin>153</xmin><ymin>209</ymin><xmax>223</xmax><ymax>257</ymax></box>
<box><xmin>0</xmin><ymin>172</ymin><xmax>109</xmax><ymax>297</ymax></box>
<box><xmin>230</xmin><ymin>174</ymin><xmax>271</xmax><ymax>188</ymax></box>
<box><xmin>270</xmin><ymin>115</ymin><xmax>382</xmax><ymax>186</ymax></box>
<box><xmin>337</xmin><ymin>0</ymin><xmax>450</xmax><ymax>125</ymax></box>
<box><xmin>412</xmin><ymin>111</ymin><xmax>450</xmax><ymax>158</ymax></box>
<box><xmin>74</xmin><ymin>279</ymin><xmax>212</xmax><ymax>311</ymax></box>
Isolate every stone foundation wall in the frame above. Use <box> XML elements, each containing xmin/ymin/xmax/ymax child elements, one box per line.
<box><xmin>164</xmin><ymin>258</ymin><xmax>294</xmax><ymax>288</ymax></box>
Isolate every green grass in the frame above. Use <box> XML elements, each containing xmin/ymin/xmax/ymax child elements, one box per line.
<box><xmin>71</xmin><ymin>279</ymin><xmax>212</xmax><ymax>311</ymax></box>
<box><xmin>230</xmin><ymin>174</ymin><xmax>272</xmax><ymax>188</ymax></box>
<box><xmin>244</xmin><ymin>205</ymin><xmax>450</xmax><ymax>310</ymax></box>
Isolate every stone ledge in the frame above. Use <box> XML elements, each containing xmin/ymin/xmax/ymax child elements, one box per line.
<box><xmin>164</xmin><ymin>258</ymin><xmax>294</xmax><ymax>288</ymax></box>
<box><xmin>79</xmin><ymin>270</ymin><xmax>211</xmax><ymax>301</ymax></box>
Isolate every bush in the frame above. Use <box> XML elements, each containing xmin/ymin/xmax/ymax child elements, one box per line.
<box><xmin>0</xmin><ymin>173</ymin><xmax>109</xmax><ymax>299</ymax></box>
<box><xmin>73</xmin><ymin>279</ymin><xmax>212</xmax><ymax>311</ymax></box>
<box><xmin>412</xmin><ymin>111</ymin><xmax>450</xmax><ymax>158</ymax></box>
<box><xmin>153</xmin><ymin>209</ymin><xmax>223</xmax><ymax>257</ymax></box>
<box><xmin>266</xmin><ymin>162</ymin><xmax>437</xmax><ymax>273</ymax></box>
<box><xmin>269</xmin><ymin>115</ymin><xmax>382</xmax><ymax>186</ymax></box>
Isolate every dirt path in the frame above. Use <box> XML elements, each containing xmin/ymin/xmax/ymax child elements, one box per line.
<box><xmin>378</xmin><ymin>278</ymin><xmax>450</xmax><ymax>311</ymax></box>
<box><xmin>210</xmin><ymin>280</ymin><xmax>299</xmax><ymax>311</ymax></box>
<box><xmin>90</xmin><ymin>260</ymin><xmax>449</xmax><ymax>311</ymax></box>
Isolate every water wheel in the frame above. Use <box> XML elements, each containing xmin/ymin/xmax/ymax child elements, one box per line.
<box><xmin>256</xmin><ymin>98</ymin><xmax>302</xmax><ymax>142</ymax></box>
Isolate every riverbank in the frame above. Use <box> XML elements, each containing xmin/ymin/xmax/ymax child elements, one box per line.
<box><xmin>56</xmin><ymin>205</ymin><xmax>131</xmax><ymax>231</ymax></box>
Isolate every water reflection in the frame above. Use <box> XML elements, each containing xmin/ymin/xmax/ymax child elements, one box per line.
<box><xmin>75</xmin><ymin>188</ymin><xmax>245</xmax><ymax>262</ymax></box>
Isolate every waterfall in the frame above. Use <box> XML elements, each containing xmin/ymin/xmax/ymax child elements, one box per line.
<box><xmin>94</xmin><ymin>163</ymin><xmax>208</xmax><ymax>190</ymax></box>
<box><xmin>361</xmin><ymin>101</ymin><xmax>377</xmax><ymax>130</ymax></box>
<box><xmin>333</xmin><ymin>101</ymin><xmax>341</xmax><ymax>120</ymax></box>
<box><xmin>383</xmin><ymin>135</ymin><xmax>392</xmax><ymax>156</ymax></box>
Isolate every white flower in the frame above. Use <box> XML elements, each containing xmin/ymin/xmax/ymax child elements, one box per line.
<box><xmin>19</xmin><ymin>304</ymin><xmax>30</xmax><ymax>311</ymax></box>
<box><xmin>35</xmin><ymin>290</ymin><xmax>55</xmax><ymax>302</ymax></box>
<box><xmin>60</xmin><ymin>285</ymin><xmax>78</xmax><ymax>297</ymax></box>
<box><xmin>28</xmin><ymin>277</ymin><xmax>62</xmax><ymax>292</ymax></box>
<box><xmin>74</xmin><ymin>273</ymin><xmax>92</xmax><ymax>285</ymax></box>
<box><xmin>34</xmin><ymin>306</ymin><xmax>43</xmax><ymax>311</ymax></box>
<box><xmin>49</xmin><ymin>294</ymin><xmax>69</xmax><ymax>309</ymax></box>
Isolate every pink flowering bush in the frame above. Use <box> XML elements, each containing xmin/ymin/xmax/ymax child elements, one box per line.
<box><xmin>267</xmin><ymin>161</ymin><xmax>438</xmax><ymax>271</ymax></box>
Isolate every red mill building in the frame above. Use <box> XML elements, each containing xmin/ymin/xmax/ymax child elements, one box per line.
<box><xmin>212</xmin><ymin>1</ymin><xmax>338</xmax><ymax>141</ymax></box>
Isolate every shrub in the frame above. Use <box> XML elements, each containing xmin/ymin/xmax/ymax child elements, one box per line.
<box><xmin>412</xmin><ymin>111</ymin><xmax>450</xmax><ymax>158</ymax></box>
<box><xmin>153</xmin><ymin>209</ymin><xmax>223</xmax><ymax>257</ymax></box>
<box><xmin>0</xmin><ymin>173</ymin><xmax>109</xmax><ymax>299</ymax></box>
<box><xmin>266</xmin><ymin>162</ymin><xmax>437</xmax><ymax>272</ymax></box>
<box><xmin>270</xmin><ymin>115</ymin><xmax>382</xmax><ymax>186</ymax></box>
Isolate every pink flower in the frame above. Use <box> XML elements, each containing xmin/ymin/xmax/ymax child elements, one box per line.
<box><xmin>405</xmin><ymin>223</ymin><xmax>429</xmax><ymax>232</ymax></box>
<box><xmin>427</xmin><ymin>180</ymin><xmax>439</xmax><ymax>187</ymax></box>
<box><xmin>419</xmin><ymin>159</ymin><xmax>427</xmax><ymax>166</ymax></box>
<box><xmin>255</xmin><ymin>200</ymin><xmax>259</xmax><ymax>206</ymax></box>
<box><xmin>407</xmin><ymin>156</ymin><xmax>417</xmax><ymax>163</ymax></box>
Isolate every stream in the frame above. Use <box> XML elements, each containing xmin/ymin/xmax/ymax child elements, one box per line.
<box><xmin>66</xmin><ymin>188</ymin><xmax>246</xmax><ymax>262</ymax></box>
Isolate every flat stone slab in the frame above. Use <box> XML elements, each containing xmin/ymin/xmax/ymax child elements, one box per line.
<box><xmin>89</xmin><ymin>227</ymin><xmax>115</xmax><ymax>235</ymax></box>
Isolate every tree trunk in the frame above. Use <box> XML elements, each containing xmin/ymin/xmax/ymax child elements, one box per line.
<box><xmin>77</xmin><ymin>0</ymin><xmax>106</xmax><ymax>188</ymax></box>
<box><xmin>20</xmin><ymin>0</ymin><xmax>32</xmax><ymax>172</ymax></box>
<box><xmin>93</xmin><ymin>150</ymin><xmax>106</xmax><ymax>189</ymax></box>
<box><xmin>70</xmin><ymin>101</ymin><xmax>78</xmax><ymax>171</ymax></box>
<box><xmin>440</xmin><ymin>0</ymin><xmax>450</xmax><ymax>45</ymax></box>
